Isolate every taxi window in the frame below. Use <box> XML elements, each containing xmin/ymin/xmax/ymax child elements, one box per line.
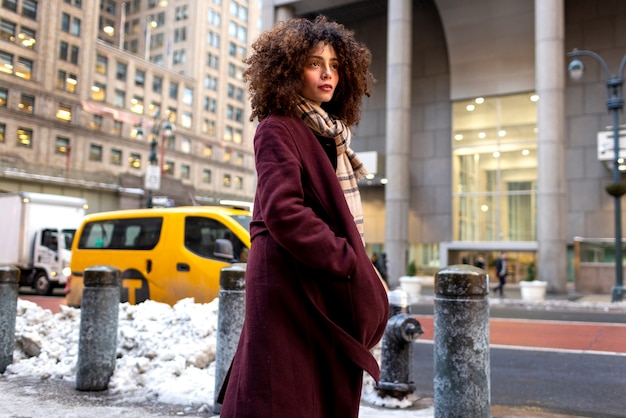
<box><xmin>185</xmin><ymin>216</ymin><xmax>244</xmax><ymax>260</ymax></box>
<box><xmin>78</xmin><ymin>217</ymin><xmax>163</xmax><ymax>250</ymax></box>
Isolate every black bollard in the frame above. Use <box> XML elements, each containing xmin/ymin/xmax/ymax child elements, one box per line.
<box><xmin>213</xmin><ymin>263</ymin><xmax>246</xmax><ymax>414</ymax></box>
<box><xmin>377</xmin><ymin>288</ymin><xmax>424</xmax><ymax>400</ymax></box>
<box><xmin>0</xmin><ymin>266</ymin><xmax>20</xmax><ymax>373</ymax></box>
<box><xmin>76</xmin><ymin>265</ymin><xmax>120</xmax><ymax>391</ymax></box>
<box><xmin>434</xmin><ymin>264</ymin><xmax>490</xmax><ymax>417</ymax></box>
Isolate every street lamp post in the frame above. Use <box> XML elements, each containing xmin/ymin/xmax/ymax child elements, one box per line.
<box><xmin>137</xmin><ymin>118</ymin><xmax>172</xmax><ymax>208</ymax></box>
<box><xmin>568</xmin><ymin>48</ymin><xmax>626</xmax><ymax>302</ymax></box>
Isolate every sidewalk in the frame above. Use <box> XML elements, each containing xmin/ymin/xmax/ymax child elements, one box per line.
<box><xmin>0</xmin><ymin>376</ymin><xmax>591</xmax><ymax>418</ymax></box>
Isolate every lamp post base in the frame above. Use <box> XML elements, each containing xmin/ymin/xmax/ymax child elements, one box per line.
<box><xmin>611</xmin><ymin>285</ymin><xmax>625</xmax><ymax>302</ymax></box>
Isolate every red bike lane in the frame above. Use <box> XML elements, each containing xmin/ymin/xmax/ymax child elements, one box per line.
<box><xmin>416</xmin><ymin>315</ymin><xmax>626</xmax><ymax>354</ymax></box>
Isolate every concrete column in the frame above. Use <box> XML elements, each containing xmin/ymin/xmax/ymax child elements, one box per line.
<box><xmin>385</xmin><ymin>0</ymin><xmax>412</xmax><ymax>288</ymax></box>
<box><xmin>275</xmin><ymin>6</ymin><xmax>294</xmax><ymax>23</ymax></box>
<box><xmin>213</xmin><ymin>264</ymin><xmax>246</xmax><ymax>414</ymax></box>
<box><xmin>76</xmin><ymin>266</ymin><xmax>120</xmax><ymax>391</ymax></box>
<box><xmin>0</xmin><ymin>266</ymin><xmax>19</xmax><ymax>373</ymax></box>
<box><xmin>535</xmin><ymin>0</ymin><xmax>567</xmax><ymax>293</ymax></box>
<box><xmin>434</xmin><ymin>265</ymin><xmax>490</xmax><ymax>417</ymax></box>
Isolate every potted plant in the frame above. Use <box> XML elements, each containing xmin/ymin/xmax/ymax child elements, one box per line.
<box><xmin>519</xmin><ymin>262</ymin><xmax>547</xmax><ymax>301</ymax></box>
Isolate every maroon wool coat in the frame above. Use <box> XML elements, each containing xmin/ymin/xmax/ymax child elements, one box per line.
<box><xmin>218</xmin><ymin>114</ymin><xmax>389</xmax><ymax>418</ymax></box>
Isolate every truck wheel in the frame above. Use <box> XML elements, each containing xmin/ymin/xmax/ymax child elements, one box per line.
<box><xmin>34</xmin><ymin>272</ymin><xmax>53</xmax><ymax>295</ymax></box>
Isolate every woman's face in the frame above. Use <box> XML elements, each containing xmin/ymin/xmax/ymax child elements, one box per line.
<box><xmin>300</xmin><ymin>41</ymin><xmax>339</xmax><ymax>106</ymax></box>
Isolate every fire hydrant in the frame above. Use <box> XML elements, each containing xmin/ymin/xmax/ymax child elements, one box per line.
<box><xmin>376</xmin><ymin>288</ymin><xmax>424</xmax><ymax>400</ymax></box>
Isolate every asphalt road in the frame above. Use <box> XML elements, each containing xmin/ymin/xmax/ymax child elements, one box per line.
<box><xmin>411</xmin><ymin>342</ymin><xmax>625</xmax><ymax>417</ymax></box>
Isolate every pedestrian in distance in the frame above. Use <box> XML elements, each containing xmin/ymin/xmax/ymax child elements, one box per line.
<box><xmin>217</xmin><ymin>16</ymin><xmax>389</xmax><ymax>418</ymax></box>
<box><xmin>494</xmin><ymin>251</ymin><xmax>508</xmax><ymax>296</ymax></box>
<box><xmin>474</xmin><ymin>255</ymin><xmax>485</xmax><ymax>270</ymax></box>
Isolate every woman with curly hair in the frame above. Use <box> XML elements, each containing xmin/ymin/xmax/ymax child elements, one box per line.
<box><xmin>217</xmin><ymin>16</ymin><xmax>389</xmax><ymax>418</ymax></box>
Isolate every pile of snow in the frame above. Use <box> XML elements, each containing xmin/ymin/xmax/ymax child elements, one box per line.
<box><xmin>6</xmin><ymin>298</ymin><xmax>219</xmax><ymax>408</ymax></box>
<box><xmin>3</xmin><ymin>298</ymin><xmax>410</xmax><ymax>413</ymax></box>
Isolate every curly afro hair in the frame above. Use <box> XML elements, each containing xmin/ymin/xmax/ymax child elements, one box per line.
<box><xmin>243</xmin><ymin>15</ymin><xmax>374</xmax><ymax>126</ymax></box>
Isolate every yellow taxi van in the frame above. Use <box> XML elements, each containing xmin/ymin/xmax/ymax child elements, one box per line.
<box><xmin>65</xmin><ymin>205</ymin><xmax>251</xmax><ymax>307</ymax></box>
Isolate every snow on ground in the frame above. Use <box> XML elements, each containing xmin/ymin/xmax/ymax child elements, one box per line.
<box><xmin>2</xmin><ymin>298</ymin><xmax>422</xmax><ymax>417</ymax></box>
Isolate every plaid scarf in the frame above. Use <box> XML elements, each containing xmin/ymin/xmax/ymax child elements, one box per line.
<box><xmin>296</xmin><ymin>97</ymin><xmax>368</xmax><ymax>244</ymax></box>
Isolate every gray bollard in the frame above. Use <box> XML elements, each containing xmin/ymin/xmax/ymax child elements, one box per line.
<box><xmin>213</xmin><ymin>263</ymin><xmax>246</xmax><ymax>414</ymax></box>
<box><xmin>434</xmin><ymin>264</ymin><xmax>490</xmax><ymax>418</ymax></box>
<box><xmin>377</xmin><ymin>288</ymin><xmax>424</xmax><ymax>400</ymax></box>
<box><xmin>0</xmin><ymin>266</ymin><xmax>20</xmax><ymax>373</ymax></box>
<box><xmin>76</xmin><ymin>265</ymin><xmax>120</xmax><ymax>391</ymax></box>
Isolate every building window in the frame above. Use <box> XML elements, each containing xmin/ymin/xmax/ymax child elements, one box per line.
<box><xmin>0</xmin><ymin>19</ymin><xmax>16</xmax><ymax>42</ymax></box>
<box><xmin>114</xmin><ymin>89</ymin><xmax>125</xmax><ymax>107</ymax></box>
<box><xmin>56</xmin><ymin>103</ymin><xmax>72</xmax><ymax>121</ymax></box>
<box><xmin>175</xmin><ymin>5</ymin><xmax>188</xmax><ymax>20</ymax></box>
<box><xmin>169</xmin><ymin>82</ymin><xmax>178</xmax><ymax>99</ymax></box>
<box><xmin>112</xmin><ymin>120</ymin><xmax>122</xmax><ymax>136</ymax></box>
<box><xmin>92</xmin><ymin>82</ymin><xmax>106</xmax><ymax>101</ymax></box>
<box><xmin>164</xmin><ymin>160</ymin><xmax>174</xmax><ymax>175</ymax></box>
<box><xmin>233</xmin><ymin>128</ymin><xmax>243</xmax><ymax>144</ymax></box>
<box><xmin>70</xmin><ymin>17</ymin><xmax>81</xmax><ymax>36</ymax></box>
<box><xmin>223</xmin><ymin>149</ymin><xmax>232</xmax><ymax>163</ymax></box>
<box><xmin>15</xmin><ymin>57</ymin><xmax>32</xmax><ymax>79</ymax></box>
<box><xmin>152</xmin><ymin>75</ymin><xmax>162</xmax><ymax>93</ymax></box>
<box><xmin>116</xmin><ymin>61</ymin><xmax>127</xmax><ymax>81</ymax></box>
<box><xmin>61</xmin><ymin>13</ymin><xmax>70</xmax><ymax>32</ymax></box>
<box><xmin>0</xmin><ymin>122</ymin><xmax>5</xmax><ymax>143</ymax></box>
<box><xmin>202</xmin><ymin>169</ymin><xmax>212</xmax><ymax>183</ymax></box>
<box><xmin>96</xmin><ymin>54</ymin><xmax>107</xmax><ymax>74</ymax></box>
<box><xmin>183</xmin><ymin>87</ymin><xmax>193</xmax><ymax>105</ymax></box>
<box><xmin>207</xmin><ymin>52</ymin><xmax>218</xmax><ymax>69</ymax></box>
<box><xmin>90</xmin><ymin>114</ymin><xmax>103</xmax><ymax>130</ymax></box>
<box><xmin>148</xmin><ymin>101</ymin><xmax>160</xmax><ymax>117</ymax></box>
<box><xmin>129</xmin><ymin>153</ymin><xmax>141</xmax><ymax>169</ymax></box>
<box><xmin>223</xmin><ymin>174</ymin><xmax>231</xmax><ymax>187</ymax></box>
<box><xmin>206</xmin><ymin>30</ymin><xmax>220</xmax><ymax>48</ymax></box>
<box><xmin>203</xmin><ymin>119</ymin><xmax>215</xmax><ymax>135</ymax></box>
<box><xmin>89</xmin><ymin>144</ymin><xmax>103</xmax><ymax>161</ymax></box>
<box><xmin>135</xmin><ymin>68</ymin><xmax>145</xmax><ymax>86</ymax></box>
<box><xmin>110</xmin><ymin>148</ymin><xmax>122</xmax><ymax>165</ymax></box>
<box><xmin>59</xmin><ymin>41</ymin><xmax>69</xmax><ymax>60</ymax></box>
<box><xmin>55</xmin><ymin>136</ymin><xmax>70</xmax><ymax>154</ymax></box>
<box><xmin>70</xmin><ymin>45</ymin><xmax>79</xmax><ymax>64</ymax></box>
<box><xmin>235</xmin><ymin>152</ymin><xmax>244</xmax><ymax>166</ymax></box>
<box><xmin>18</xmin><ymin>26</ymin><xmax>36</xmax><ymax>49</ymax></box>
<box><xmin>16</xmin><ymin>127</ymin><xmax>32</xmax><ymax>147</ymax></box>
<box><xmin>165</xmin><ymin>134</ymin><xmax>175</xmax><ymax>150</ymax></box>
<box><xmin>203</xmin><ymin>144</ymin><xmax>213</xmax><ymax>158</ymax></box>
<box><xmin>18</xmin><ymin>93</ymin><xmax>34</xmax><ymax>113</ymax></box>
<box><xmin>0</xmin><ymin>50</ymin><xmax>12</xmax><ymax>74</ymax></box>
<box><xmin>130</xmin><ymin>95</ymin><xmax>144</xmax><ymax>114</ymax></box>
<box><xmin>181</xmin><ymin>111</ymin><xmax>192</xmax><ymax>129</ymax></box>
<box><xmin>181</xmin><ymin>164</ymin><xmax>190</xmax><ymax>179</ymax></box>
<box><xmin>2</xmin><ymin>0</ymin><xmax>17</xmax><ymax>12</ymax></box>
<box><xmin>234</xmin><ymin>176</ymin><xmax>243</xmax><ymax>190</ymax></box>
<box><xmin>57</xmin><ymin>70</ymin><xmax>77</xmax><ymax>93</ymax></box>
<box><xmin>174</xmin><ymin>27</ymin><xmax>186</xmax><ymax>42</ymax></box>
<box><xmin>0</xmin><ymin>86</ymin><xmax>7</xmax><ymax>106</ymax></box>
<box><xmin>181</xmin><ymin>137</ymin><xmax>191</xmax><ymax>153</ymax></box>
<box><xmin>173</xmin><ymin>49</ymin><xmax>186</xmax><ymax>64</ymax></box>
<box><xmin>22</xmin><ymin>0</ymin><xmax>37</xmax><ymax>19</ymax></box>
<box><xmin>452</xmin><ymin>92</ymin><xmax>538</xmax><ymax>242</ymax></box>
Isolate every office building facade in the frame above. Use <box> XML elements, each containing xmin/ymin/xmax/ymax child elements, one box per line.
<box><xmin>0</xmin><ymin>0</ymin><xmax>259</xmax><ymax>212</ymax></box>
<box><xmin>261</xmin><ymin>0</ymin><xmax>626</xmax><ymax>292</ymax></box>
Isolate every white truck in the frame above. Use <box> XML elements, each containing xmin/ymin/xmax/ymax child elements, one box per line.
<box><xmin>0</xmin><ymin>192</ymin><xmax>87</xmax><ymax>295</ymax></box>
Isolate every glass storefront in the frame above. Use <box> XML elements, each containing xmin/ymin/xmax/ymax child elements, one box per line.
<box><xmin>452</xmin><ymin>93</ymin><xmax>538</xmax><ymax>242</ymax></box>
